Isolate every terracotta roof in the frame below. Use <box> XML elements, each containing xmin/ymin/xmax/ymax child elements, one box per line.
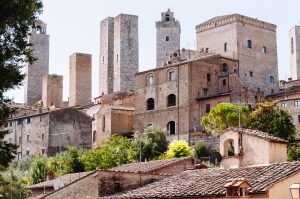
<box><xmin>223</xmin><ymin>128</ymin><xmax>288</xmax><ymax>144</ymax></box>
<box><xmin>102</xmin><ymin>161</ymin><xmax>300</xmax><ymax>199</ymax></box>
<box><xmin>28</xmin><ymin>171</ymin><xmax>92</xmax><ymax>189</ymax></box>
<box><xmin>109</xmin><ymin>157</ymin><xmax>193</xmax><ymax>174</ymax></box>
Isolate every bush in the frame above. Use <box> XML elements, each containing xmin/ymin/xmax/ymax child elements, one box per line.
<box><xmin>194</xmin><ymin>142</ymin><xmax>210</xmax><ymax>159</ymax></box>
<box><xmin>288</xmin><ymin>143</ymin><xmax>300</xmax><ymax>162</ymax></box>
<box><xmin>165</xmin><ymin>140</ymin><xmax>192</xmax><ymax>159</ymax></box>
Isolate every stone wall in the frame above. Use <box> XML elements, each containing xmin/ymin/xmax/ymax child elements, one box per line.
<box><xmin>24</xmin><ymin>20</ymin><xmax>49</xmax><ymax>104</ymax></box>
<box><xmin>42</xmin><ymin>74</ymin><xmax>63</xmax><ymax>108</ymax></box>
<box><xmin>69</xmin><ymin>53</ymin><xmax>92</xmax><ymax>107</ymax></box>
<box><xmin>289</xmin><ymin>26</ymin><xmax>300</xmax><ymax>80</ymax></box>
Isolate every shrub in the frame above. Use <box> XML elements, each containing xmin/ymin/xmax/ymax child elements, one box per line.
<box><xmin>165</xmin><ymin>140</ymin><xmax>192</xmax><ymax>158</ymax></box>
<box><xmin>194</xmin><ymin>142</ymin><xmax>210</xmax><ymax>159</ymax></box>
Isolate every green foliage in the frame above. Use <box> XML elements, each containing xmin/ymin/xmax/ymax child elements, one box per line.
<box><xmin>201</xmin><ymin>103</ymin><xmax>251</xmax><ymax>134</ymax></box>
<box><xmin>0</xmin><ymin>0</ymin><xmax>43</xmax><ymax>168</ymax></box>
<box><xmin>29</xmin><ymin>156</ymin><xmax>47</xmax><ymax>184</ymax></box>
<box><xmin>247</xmin><ymin>101</ymin><xmax>296</xmax><ymax>142</ymax></box>
<box><xmin>136</xmin><ymin>127</ymin><xmax>169</xmax><ymax>161</ymax></box>
<box><xmin>165</xmin><ymin>140</ymin><xmax>192</xmax><ymax>159</ymax></box>
<box><xmin>194</xmin><ymin>142</ymin><xmax>210</xmax><ymax>159</ymax></box>
<box><xmin>287</xmin><ymin>143</ymin><xmax>300</xmax><ymax>162</ymax></box>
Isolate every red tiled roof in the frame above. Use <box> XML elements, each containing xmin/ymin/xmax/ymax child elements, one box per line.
<box><xmin>102</xmin><ymin>161</ymin><xmax>300</xmax><ymax>199</ymax></box>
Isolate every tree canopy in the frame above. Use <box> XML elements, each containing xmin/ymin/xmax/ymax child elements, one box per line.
<box><xmin>165</xmin><ymin>140</ymin><xmax>192</xmax><ymax>158</ymax></box>
<box><xmin>0</xmin><ymin>0</ymin><xmax>43</xmax><ymax>167</ymax></box>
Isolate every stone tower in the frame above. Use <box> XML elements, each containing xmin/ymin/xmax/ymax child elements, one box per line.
<box><xmin>289</xmin><ymin>26</ymin><xmax>300</xmax><ymax>80</ymax></box>
<box><xmin>196</xmin><ymin>14</ymin><xmax>278</xmax><ymax>95</ymax></box>
<box><xmin>42</xmin><ymin>74</ymin><xmax>63</xmax><ymax>108</ymax></box>
<box><xmin>156</xmin><ymin>9</ymin><xmax>181</xmax><ymax>68</ymax></box>
<box><xmin>69</xmin><ymin>53</ymin><xmax>92</xmax><ymax>107</ymax></box>
<box><xmin>24</xmin><ymin>19</ymin><xmax>49</xmax><ymax>104</ymax></box>
<box><xmin>99</xmin><ymin>17</ymin><xmax>114</xmax><ymax>95</ymax></box>
<box><xmin>113</xmin><ymin>14</ymin><xmax>139</xmax><ymax>92</ymax></box>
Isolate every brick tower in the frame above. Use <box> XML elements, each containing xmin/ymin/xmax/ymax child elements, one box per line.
<box><xmin>289</xmin><ymin>26</ymin><xmax>300</xmax><ymax>80</ymax></box>
<box><xmin>156</xmin><ymin>9</ymin><xmax>181</xmax><ymax>68</ymax></box>
<box><xmin>69</xmin><ymin>53</ymin><xmax>92</xmax><ymax>107</ymax></box>
<box><xmin>42</xmin><ymin>74</ymin><xmax>63</xmax><ymax>108</ymax></box>
<box><xmin>24</xmin><ymin>19</ymin><xmax>49</xmax><ymax>104</ymax></box>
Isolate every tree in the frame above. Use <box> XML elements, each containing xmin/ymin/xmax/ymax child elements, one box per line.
<box><xmin>136</xmin><ymin>127</ymin><xmax>169</xmax><ymax>161</ymax></box>
<box><xmin>29</xmin><ymin>156</ymin><xmax>47</xmax><ymax>184</ymax></box>
<box><xmin>0</xmin><ymin>0</ymin><xmax>43</xmax><ymax>167</ymax></box>
<box><xmin>247</xmin><ymin>101</ymin><xmax>296</xmax><ymax>142</ymax></box>
<box><xmin>201</xmin><ymin>103</ymin><xmax>251</xmax><ymax>134</ymax></box>
<box><xmin>165</xmin><ymin>140</ymin><xmax>192</xmax><ymax>159</ymax></box>
<box><xmin>194</xmin><ymin>142</ymin><xmax>210</xmax><ymax>159</ymax></box>
<box><xmin>287</xmin><ymin>143</ymin><xmax>300</xmax><ymax>162</ymax></box>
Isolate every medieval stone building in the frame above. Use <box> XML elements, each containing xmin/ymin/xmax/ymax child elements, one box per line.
<box><xmin>24</xmin><ymin>19</ymin><xmax>49</xmax><ymax>104</ymax></box>
<box><xmin>289</xmin><ymin>25</ymin><xmax>300</xmax><ymax>80</ymax></box>
<box><xmin>42</xmin><ymin>74</ymin><xmax>63</xmax><ymax>108</ymax></box>
<box><xmin>196</xmin><ymin>14</ymin><xmax>279</xmax><ymax>96</ymax></box>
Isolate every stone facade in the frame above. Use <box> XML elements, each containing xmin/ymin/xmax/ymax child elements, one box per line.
<box><xmin>42</xmin><ymin>74</ymin><xmax>63</xmax><ymax>108</ymax></box>
<box><xmin>24</xmin><ymin>19</ymin><xmax>49</xmax><ymax>104</ymax></box>
<box><xmin>99</xmin><ymin>17</ymin><xmax>114</xmax><ymax>95</ymax></box>
<box><xmin>289</xmin><ymin>25</ymin><xmax>300</xmax><ymax>80</ymax></box>
<box><xmin>196</xmin><ymin>14</ymin><xmax>278</xmax><ymax>96</ymax></box>
<box><xmin>135</xmin><ymin>54</ymin><xmax>263</xmax><ymax>141</ymax></box>
<box><xmin>69</xmin><ymin>53</ymin><xmax>92</xmax><ymax>107</ymax></box>
<box><xmin>2</xmin><ymin>108</ymin><xmax>92</xmax><ymax>160</ymax></box>
<box><xmin>156</xmin><ymin>9</ymin><xmax>181</xmax><ymax>68</ymax></box>
<box><xmin>113</xmin><ymin>14</ymin><xmax>139</xmax><ymax>92</ymax></box>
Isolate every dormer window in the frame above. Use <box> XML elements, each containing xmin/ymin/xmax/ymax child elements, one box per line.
<box><xmin>225</xmin><ymin>178</ymin><xmax>250</xmax><ymax>198</ymax></box>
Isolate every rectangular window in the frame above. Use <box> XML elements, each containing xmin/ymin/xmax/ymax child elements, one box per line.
<box><xmin>250</xmin><ymin>71</ymin><xmax>253</xmax><ymax>77</ymax></box>
<box><xmin>42</xmin><ymin>149</ymin><xmax>45</xmax><ymax>154</ymax></box>
<box><xmin>166</xmin><ymin>36</ymin><xmax>170</xmax><ymax>42</ymax></box>
<box><xmin>203</xmin><ymin>89</ymin><xmax>208</xmax><ymax>97</ymax></box>
<box><xmin>9</xmin><ymin>122</ymin><xmax>12</xmax><ymax>127</ymax></box>
<box><xmin>26</xmin><ymin>117</ymin><xmax>31</xmax><ymax>124</ymax></box>
<box><xmin>205</xmin><ymin>104</ymin><xmax>211</xmax><ymax>113</ymax></box>
<box><xmin>294</xmin><ymin>101</ymin><xmax>300</xmax><ymax>107</ymax></box>
<box><xmin>4</xmin><ymin>123</ymin><xmax>8</xmax><ymax>128</ymax></box>
<box><xmin>224</xmin><ymin>43</ymin><xmax>227</xmax><ymax>52</ymax></box>
<box><xmin>281</xmin><ymin>103</ymin><xmax>287</xmax><ymax>108</ymax></box>
<box><xmin>26</xmin><ymin>150</ymin><xmax>29</xmax><ymax>156</ymax></box>
<box><xmin>262</xmin><ymin>47</ymin><xmax>267</xmax><ymax>54</ymax></box>
<box><xmin>207</xmin><ymin>74</ymin><xmax>211</xmax><ymax>82</ymax></box>
<box><xmin>223</xmin><ymin>79</ymin><xmax>226</xmax><ymax>86</ymax></box>
<box><xmin>19</xmin><ymin>137</ymin><xmax>22</xmax><ymax>144</ymax></box>
<box><xmin>27</xmin><ymin>135</ymin><xmax>30</xmax><ymax>142</ymax></box>
<box><xmin>17</xmin><ymin>119</ymin><xmax>22</xmax><ymax>125</ymax></box>
<box><xmin>298</xmin><ymin>115</ymin><xmax>300</xmax><ymax>123</ymax></box>
<box><xmin>147</xmin><ymin>76</ymin><xmax>154</xmax><ymax>85</ymax></box>
<box><xmin>42</xmin><ymin>134</ymin><xmax>44</xmax><ymax>140</ymax></box>
<box><xmin>168</xmin><ymin>71</ymin><xmax>176</xmax><ymax>81</ymax></box>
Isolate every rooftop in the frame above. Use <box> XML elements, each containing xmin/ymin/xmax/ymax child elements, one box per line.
<box><xmin>102</xmin><ymin>161</ymin><xmax>300</xmax><ymax>199</ymax></box>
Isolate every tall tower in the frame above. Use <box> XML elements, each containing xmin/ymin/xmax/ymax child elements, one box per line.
<box><xmin>113</xmin><ymin>14</ymin><xmax>139</xmax><ymax>92</ymax></box>
<box><xmin>289</xmin><ymin>26</ymin><xmax>300</xmax><ymax>80</ymax></box>
<box><xmin>69</xmin><ymin>53</ymin><xmax>92</xmax><ymax>107</ymax></box>
<box><xmin>24</xmin><ymin>19</ymin><xmax>49</xmax><ymax>104</ymax></box>
<box><xmin>156</xmin><ymin>9</ymin><xmax>181</xmax><ymax>68</ymax></box>
<box><xmin>99</xmin><ymin>17</ymin><xmax>114</xmax><ymax>95</ymax></box>
<box><xmin>42</xmin><ymin>74</ymin><xmax>63</xmax><ymax>108</ymax></box>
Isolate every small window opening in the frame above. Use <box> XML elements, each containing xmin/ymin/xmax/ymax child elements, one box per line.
<box><xmin>203</xmin><ymin>89</ymin><xmax>208</xmax><ymax>97</ymax></box>
<box><xmin>36</xmin><ymin>25</ymin><xmax>42</xmax><ymax>34</ymax></box>
<box><xmin>224</xmin><ymin>139</ymin><xmax>235</xmax><ymax>156</ymax></box>
<box><xmin>207</xmin><ymin>74</ymin><xmax>211</xmax><ymax>82</ymax></box>
<box><xmin>102</xmin><ymin>117</ymin><xmax>106</xmax><ymax>131</ymax></box>
<box><xmin>262</xmin><ymin>46</ymin><xmax>267</xmax><ymax>54</ymax></box>
<box><xmin>166</xmin><ymin>36</ymin><xmax>170</xmax><ymax>42</ymax></box>
<box><xmin>224</xmin><ymin>43</ymin><xmax>228</xmax><ymax>52</ymax></box>
<box><xmin>291</xmin><ymin>37</ymin><xmax>294</xmax><ymax>54</ymax></box>
<box><xmin>165</xmin><ymin>14</ymin><xmax>170</xmax><ymax>21</ymax></box>
<box><xmin>269</xmin><ymin>76</ymin><xmax>275</xmax><ymax>83</ymax></box>
<box><xmin>222</xmin><ymin>63</ymin><xmax>228</xmax><ymax>72</ymax></box>
<box><xmin>205</xmin><ymin>104</ymin><xmax>210</xmax><ymax>113</ymax></box>
<box><xmin>27</xmin><ymin>135</ymin><xmax>30</xmax><ymax>142</ymax></box>
<box><xmin>147</xmin><ymin>98</ymin><xmax>155</xmax><ymax>111</ymax></box>
<box><xmin>93</xmin><ymin>130</ymin><xmax>97</xmax><ymax>142</ymax></box>
<box><xmin>167</xmin><ymin>94</ymin><xmax>176</xmax><ymax>107</ymax></box>
<box><xmin>26</xmin><ymin>117</ymin><xmax>31</xmax><ymax>124</ymax></box>
<box><xmin>117</xmin><ymin>54</ymin><xmax>119</xmax><ymax>63</ymax></box>
<box><xmin>298</xmin><ymin>115</ymin><xmax>300</xmax><ymax>123</ymax></box>
<box><xmin>167</xmin><ymin>121</ymin><xmax>176</xmax><ymax>135</ymax></box>
<box><xmin>250</xmin><ymin>71</ymin><xmax>253</xmax><ymax>77</ymax></box>
<box><xmin>247</xmin><ymin>40</ymin><xmax>252</xmax><ymax>48</ymax></box>
<box><xmin>223</xmin><ymin>79</ymin><xmax>226</xmax><ymax>86</ymax></box>
<box><xmin>168</xmin><ymin>71</ymin><xmax>176</xmax><ymax>81</ymax></box>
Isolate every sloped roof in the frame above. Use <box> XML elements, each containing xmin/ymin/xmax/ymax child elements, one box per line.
<box><xmin>223</xmin><ymin>128</ymin><xmax>288</xmax><ymax>144</ymax></box>
<box><xmin>109</xmin><ymin>157</ymin><xmax>193</xmax><ymax>174</ymax></box>
<box><xmin>102</xmin><ymin>161</ymin><xmax>300</xmax><ymax>199</ymax></box>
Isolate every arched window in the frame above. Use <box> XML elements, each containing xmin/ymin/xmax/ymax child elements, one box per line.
<box><xmin>147</xmin><ymin>98</ymin><xmax>155</xmax><ymax>110</ymax></box>
<box><xmin>147</xmin><ymin>75</ymin><xmax>154</xmax><ymax>85</ymax></box>
<box><xmin>167</xmin><ymin>94</ymin><xmax>176</xmax><ymax>107</ymax></box>
<box><xmin>36</xmin><ymin>25</ymin><xmax>42</xmax><ymax>34</ymax></box>
<box><xmin>167</xmin><ymin>121</ymin><xmax>176</xmax><ymax>135</ymax></box>
<box><xmin>93</xmin><ymin>130</ymin><xmax>96</xmax><ymax>142</ymax></box>
<box><xmin>247</xmin><ymin>40</ymin><xmax>252</xmax><ymax>48</ymax></box>
<box><xmin>291</xmin><ymin>37</ymin><xmax>294</xmax><ymax>54</ymax></box>
<box><xmin>102</xmin><ymin>116</ymin><xmax>106</xmax><ymax>131</ymax></box>
<box><xmin>165</xmin><ymin>14</ymin><xmax>170</xmax><ymax>21</ymax></box>
<box><xmin>269</xmin><ymin>76</ymin><xmax>275</xmax><ymax>83</ymax></box>
<box><xmin>224</xmin><ymin>43</ymin><xmax>228</xmax><ymax>52</ymax></box>
<box><xmin>224</xmin><ymin>139</ymin><xmax>235</xmax><ymax>157</ymax></box>
<box><xmin>205</xmin><ymin>48</ymin><xmax>209</xmax><ymax>53</ymax></box>
<box><xmin>222</xmin><ymin>63</ymin><xmax>228</xmax><ymax>72</ymax></box>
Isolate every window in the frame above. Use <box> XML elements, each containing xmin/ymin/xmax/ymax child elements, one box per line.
<box><xmin>19</xmin><ymin>137</ymin><xmax>21</xmax><ymax>144</ymax></box>
<box><xmin>26</xmin><ymin>117</ymin><xmax>31</xmax><ymax>124</ymax></box>
<box><xmin>17</xmin><ymin>119</ymin><xmax>22</xmax><ymax>125</ymax></box>
<box><xmin>166</xmin><ymin>36</ymin><xmax>170</xmax><ymax>42</ymax></box>
<box><xmin>147</xmin><ymin>98</ymin><xmax>155</xmax><ymax>111</ymax></box>
<box><xmin>102</xmin><ymin>116</ymin><xmax>106</xmax><ymax>131</ymax></box>
<box><xmin>262</xmin><ymin>46</ymin><xmax>267</xmax><ymax>54</ymax></box>
<box><xmin>167</xmin><ymin>94</ymin><xmax>176</xmax><ymax>107</ymax></box>
<box><xmin>168</xmin><ymin>71</ymin><xmax>176</xmax><ymax>81</ymax></box>
<box><xmin>42</xmin><ymin>134</ymin><xmax>44</xmax><ymax>140</ymax></box>
<box><xmin>41</xmin><ymin>149</ymin><xmax>45</xmax><ymax>154</ymax></box>
<box><xmin>298</xmin><ymin>115</ymin><xmax>300</xmax><ymax>123</ymax></box>
<box><xmin>250</xmin><ymin>71</ymin><xmax>253</xmax><ymax>77</ymax></box>
<box><xmin>205</xmin><ymin>104</ymin><xmax>210</xmax><ymax>113</ymax></box>
<box><xmin>207</xmin><ymin>74</ymin><xmax>211</xmax><ymax>82</ymax></box>
<box><xmin>26</xmin><ymin>150</ymin><xmax>29</xmax><ymax>156</ymax></box>
<box><xmin>247</xmin><ymin>40</ymin><xmax>252</xmax><ymax>48</ymax></box>
<box><xmin>148</xmin><ymin>124</ymin><xmax>154</xmax><ymax>127</ymax></box>
<box><xmin>205</xmin><ymin>48</ymin><xmax>209</xmax><ymax>53</ymax></box>
<box><xmin>147</xmin><ymin>75</ymin><xmax>154</xmax><ymax>85</ymax></box>
<box><xmin>224</xmin><ymin>43</ymin><xmax>228</xmax><ymax>52</ymax></box>
<box><xmin>271</xmin><ymin>89</ymin><xmax>274</xmax><ymax>94</ymax></box>
<box><xmin>167</xmin><ymin>121</ymin><xmax>176</xmax><ymax>135</ymax></box>
<box><xmin>224</xmin><ymin>139</ymin><xmax>235</xmax><ymax>157</ymax></box>
<box><xmin>27</xmin><ymin>135</ymin><xmax>30</xmax><ymax>142</ymax></box>
<box><xmin>292</xmin><ymin>37</ymin><xmax>294</xmax><ymax>54</ymax></box>
<box><xmin>102</xmin><ymin>56</ymin><xmax>104</xmax><ymax>63</ymax></box>
<box><xmin>223</xmin><ymin>79</ymin><xmax>226</xmax><ymax>86</ymax></box>
<box><xmin>9</xmin><ymin>122</ymin><xmax>12</xmax><ymax>127</ymax></box>
<box><xmin>294</xmin><ymin>101</ymin><xmax>300</xmax><ymax>107</ymax></box>
<box><xmin>117</xmin><ymin>54</ymin><xmax>119</xmax><ymax>62</ymax></box>
<box><xmin>234</xmin><ymin>69</ymin><xmax>237</xmax><ymax>74</ymax></box>
<box><xmin>269</xmin><ymin>76</ymin><xmax>275</xmax><ymax>83</ymax></box>
<box><xmin>93</xmin><ymin>130</ymin><xmax>96</xmax><ymax>142</ymax></box>
<box><xmin>4</xmin><ymin>123</ymin><xmax>8</xmax><ymax>128</ymax></box>
<box><xmin>281</xmin><ymin>103</ymin><xmax>287</xmax><ymax>108</ymax></box>
<box><xmin>222</xmin><ymin>63</ymin><xmax>228</xmax><ymax>72</ymax></box>
<box><xmin>203</xmin><ymin>89</ymin><xmax>208</xmax><ymax>97</ymax></box>
<box><xmin>165</xmin><ymin>14</ymin><xmax>170</xmax><ymax>21</ymax></box>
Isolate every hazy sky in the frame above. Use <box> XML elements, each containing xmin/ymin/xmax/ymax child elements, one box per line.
<box><xmin>7</xmin><ymin>0</ymin><xmax>300</xmax><ymax>103</ymax></box>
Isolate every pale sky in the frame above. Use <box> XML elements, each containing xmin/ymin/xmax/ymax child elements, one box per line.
<box><xmin>6</xmin><ymin>0</ymin><xmax>300</xmax><ymax>103</ymax></box>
